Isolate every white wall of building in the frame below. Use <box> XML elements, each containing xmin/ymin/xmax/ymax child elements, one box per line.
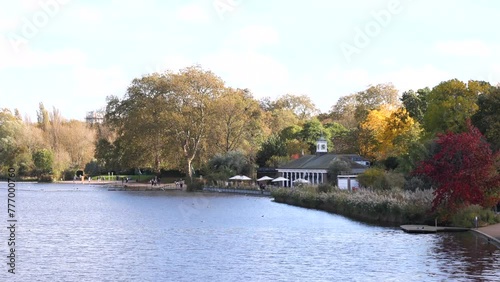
<box><xmin>337</xmin><ymin>175</ymin><xmax>359</xmax><ymax>190</ymax></box>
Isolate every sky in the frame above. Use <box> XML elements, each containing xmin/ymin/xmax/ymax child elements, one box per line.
<box><xmin>1</xmin><ymin>0</ymin><xmax>500</xmax><ymax>121</ymax></box>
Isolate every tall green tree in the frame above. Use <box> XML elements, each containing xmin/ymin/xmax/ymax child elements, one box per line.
<box><xmin>255</xmin><ymin>134</ymin><xmax>287</xmax><ymax>167</ymax></box>
<box><xmin>401</xmin><ymin>87</ymin><xmax>430</xmax><ymax>124</ymax></box>
<box><xmin>0</xmin><ymin>109</ymin><xmax>25</xmax><ymax>170</ymax></box>
<box><xmin>300</xmin><ymin>118</ymin><xmax>329</xmax><ymax>153</ymax></box>
<box><xmin>423</xmin><ymin>79</ymin><xmax>489</xmax><ymax>135</ymax></box>
<box><xmin>205</xmin><ymin>151</ymin><xmax>254</xmax><ymax>182</ymax></box>
<box><xmin>209</xmin><ymin>88</ymin><xmax>263</xmax><ymax>154</ymax></box>
<box><xmin>278</xmin><ymin>125</ymin><xmax>309</xmax><ymax>156</ymax></box>
<box><xmin>36</xmin><ymin>102</ymin><xmax>50</xmax><ymax>131</ymax></box>
<box><xmin>94</xmin><ymin>138</ymin><xmax>120</xmax><ymax>172</ymax></box>
<box><xmin>167</xmin><ymin>66</ymin><xmax>226</xmax><ymax>180</ymax></box>
<box><xmin>105</xmin><ymin>73</ymin><xmax>173</xmax><ymax>172</ymax></box>
<box><xmin>32</xmin><ymin>148</ymin><xmax>54</xmax><ymax>176</ymax></box>
<box><xmin>324</xmin><ymin>122</ymin><xmax>354</xmax><ymax>154</ymax></box>
<box><xmin>471</xmin><ymin>86</ymin><xmax>500</xmax><ymax>151</ymax></box>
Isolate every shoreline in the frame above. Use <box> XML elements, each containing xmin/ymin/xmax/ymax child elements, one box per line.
<box><xmin>473</xmin><ymin>224</ymin><xmax>500</xmax><ymax>247</ymax></box>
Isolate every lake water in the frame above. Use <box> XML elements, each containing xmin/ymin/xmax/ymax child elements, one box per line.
<box><xmin>2</xmin><ymin>183</ymin><xmax>499</xmax><ymax>281</ymax></box>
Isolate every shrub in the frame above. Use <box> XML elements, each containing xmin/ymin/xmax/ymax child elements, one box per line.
<box><xmin>383</xmin><ymin>156</ymin><xmax>399</xmax><ymax>170</ymax></box>
<box><xmin>378</xmin><ymin>171</ymin><xmax>405</xmax><ymax>191</ymax></box>
<box><xmin>404</xmin><ymin>175</ymin><xmax>432</xmax><ymax>191</ymax></box>
<box><xmin>318</xmin><ymin>184</ymin><xmax>334</xmax><ymax>193</ymax></box>
<box><xmin>62</xmin><ymin>169</ymin><xmax>77</xmax><ymax>181</ymax></box>
<box><xmin>84</xmin><ymin>160</ymin><xmax>101</xmax><ymax>176</ymax></box>
<box><xmin>450</xmin><ymin>205</ymin><xmax>500</xmax><ymax>228</ymax></box>
<box><xmin>358</xmin><ymin>168</ymin><xmax>384</xmax><ymax>188</ymax></box>
<box><xmin>186</xmin><ymin>180</ymin><xmax>204</xmax><ymax>192</ymax></box>
<box><xmin>360</xmin><ymin>169</ymin><xmax>405</xmax><ymax>191</ymax></box>
<box><xmin>38</xmin><ymin>174</ymin><xmax>53</xmax><ymax>183</ymax></box>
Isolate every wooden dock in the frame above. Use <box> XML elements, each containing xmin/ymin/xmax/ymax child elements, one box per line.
<box><xmin>401</xmin><ymin>225</ymin><xmax>469</xmax><ymax>234</ymax></box>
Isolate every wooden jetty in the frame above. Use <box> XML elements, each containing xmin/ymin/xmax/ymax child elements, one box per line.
<box><xmin>401</xmin><ymin>225</ymin><xmax>469</xmax><ymax>234</ymax></box>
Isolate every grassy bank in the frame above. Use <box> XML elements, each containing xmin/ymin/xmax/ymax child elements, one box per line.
<box><xmin>272</xmin><ymin>186</ymin><xmax>436</xmax><ymax>226</ymax></box>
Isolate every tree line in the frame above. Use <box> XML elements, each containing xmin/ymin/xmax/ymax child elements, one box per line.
<box><xmin>1</xmin><ymin>65</ymin><xmax>499</xmax><ymax>214</ymax></box>
<box><xmin>0</xmin><ymin>103</ymin><xmax>95</xmax><ymax>180</ymax></box>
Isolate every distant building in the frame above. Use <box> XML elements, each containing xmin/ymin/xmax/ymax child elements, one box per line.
<box><xmin>277</xmin><ymin>137</ymin><xmax>369</xmax><ymax>187</ymax></box>
<box><xmin>85</xmin><ymin>110</ymin><xmax>104</xmax><ymax>125</ymax></box>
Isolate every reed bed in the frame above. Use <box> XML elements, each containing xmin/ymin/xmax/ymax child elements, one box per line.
<box><xmin>272</xmin><ymin>186</ymin><xmax>435</xmax><ymax>226</ymax></box>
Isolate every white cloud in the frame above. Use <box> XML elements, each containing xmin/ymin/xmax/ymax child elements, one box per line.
<box><xmin>223</xmin><ymin>25</ymin><xmax>280</xmax><ymax>50</ymax></box>
<box><xmin>175</xmin><ymin>3</ymin><xmax>211</xmax><ymax>23</ymax></box>
<box><xmin>0</xmin><ymin>38</ymin><xmax>87</xmax><ymax>69</ymax></box>
<box><xmin>75</xmin><ymin>6</ymin><xmax>103</xmax><ymax>23</ymax></box>
<box><xmin>143</xmin><ymin>50</ymin><xmax>290</xmax><ymax>99</ymax></box>
<box><xmin>435</xmin><ymin>40</ymin><xmax>492</xmax><ymax>57</ymax></box>
<box><xmin>491</xmin><ymin>65</ymin><xmax>500</xmax><ymax>85</ymax></box>
<box><xmin>18</xmin><ymin>0</ymin><xmax>40</xmax><ymax>9</ymax></box>
<box><xmin>327</xmin><ymin>65</ymin><xmax>450</xmax><ymax>94</ymax></box>
<box><xmin>327</xmin><ymin>68</ymin><xmax>370</xmax><ymax>86</ymax></box>
<box><xmin>0</xmin><ymin>17</ymin><xmax>18</xmax><ymax>32</ymax></box>
<box><xmin>72</xmin><ymin>66</ymin><xmax>128</xmax><ymax>99</ymax></box>
<box><xmin>470</xmin><ymin>65</ymin><xmax>500</xmax><ymax>86</ymax></box>
<box><xmin>40</xmin><ymin>66</ymin><xmax>129</xmax><ymax>119</ymax></box>
<box><xmin>377</xmin><ymin>65</ymin><xmax>450</xmax><ymax>92</ymax></box>
<box><xmin>130</xmin><ymin>47</ymin><xmax>291</xmax><ymax>107</ymax></box>
<box><xmin>201</xmin><ymin>50</ymin><xmax>289</xmax><ymax>97</ymax></box>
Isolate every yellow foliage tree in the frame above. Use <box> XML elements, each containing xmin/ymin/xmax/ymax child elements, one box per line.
<box><xmin>360</xmin><ymin>105</ymin><xmax>421</xmax><ymax>160</ymax></box>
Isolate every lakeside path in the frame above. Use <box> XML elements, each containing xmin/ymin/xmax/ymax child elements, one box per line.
<box><xmin>475</xmin><ymin>223</ymin><xmax>500</xmax><ymax>246</ymax></box>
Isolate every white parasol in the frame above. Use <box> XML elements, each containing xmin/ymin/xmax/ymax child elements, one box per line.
<box><xmin>257</xmin><ymin>176</ymin><xmax>274</xmax><ymax>181</ymax></box>
<box><xmin>272</xmin><ymin>176</ymin><xmax>289</xmax><ymax>182</ymax></box>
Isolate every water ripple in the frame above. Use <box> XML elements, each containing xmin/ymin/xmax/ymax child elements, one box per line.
<box><xmin>7</xmin><ymin>185</ymin><xmax>500</xmax><ymax>281</ymax></box>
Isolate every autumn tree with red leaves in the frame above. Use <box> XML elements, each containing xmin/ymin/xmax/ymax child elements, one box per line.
<box><xmin>414</xmin><ymin>122</ymin><xmax>500</xmax><ymax>215</ymax></box>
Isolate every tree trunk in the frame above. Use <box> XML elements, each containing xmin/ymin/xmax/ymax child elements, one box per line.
<box><xmin>186</xmin><ymin>158</ymin><xmax>193</xmax><ymax>183</ymax></box>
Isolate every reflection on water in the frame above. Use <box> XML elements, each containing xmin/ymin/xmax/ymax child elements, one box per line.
<box><xmin>3</xmin><ymin>183</ymin><xmax>500</xmax><ymax>281</ymax></box>
<box><xmin>431</xmin><ymin>232</ymin><xmax>499</xmax><ymax>281</ymax></box>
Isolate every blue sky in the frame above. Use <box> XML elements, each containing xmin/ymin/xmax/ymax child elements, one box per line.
<box><xmin>1</xmin><ymin>0</ymin><xmax>500</xmax><ymax>121</ymax></box>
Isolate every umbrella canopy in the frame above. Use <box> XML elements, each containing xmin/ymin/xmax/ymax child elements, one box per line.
<box><xmin>240</xmin><ymin>175</ymin><xmax>252</xmax><ymax>181</ymax></box>
<box><xmin>293</xmin><ymin>178</ymin><xmax>309</xmax><ymax>184</ymax></box>
<box><xmin>257</xmin><ymin>176</ymin><xmax>273</xmax><ymax>181</ymax></box>
<box><xmin>272</xmin><ymin>176</ymin><xmax>289</xmax><ymax>182</ymax></box>
<box><xmin>229</xmin><ymin>175</ymin><xmax>243</xmax><ymax>180</ymax></box>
